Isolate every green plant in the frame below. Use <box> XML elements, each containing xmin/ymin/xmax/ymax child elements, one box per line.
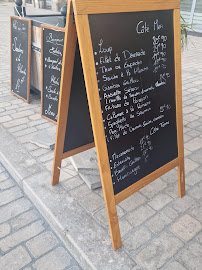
<box><xmin>180</xmin><ymin>0</ymin><xmax>194</xmax><ymax>49</ymax></box>
<box><xmin>181</xmin><ymin>15</ymin><xmax>193</xmax><ymax>49</ymax></box>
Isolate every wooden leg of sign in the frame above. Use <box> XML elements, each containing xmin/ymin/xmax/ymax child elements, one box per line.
<box><xmin>178</xmin><ymin>159</ymin><xmax>185</xmax><ymax>198</ymax></box>
<box><xmin>174</xmin><ymin>9</ymin><xmax>185</xmax><ymax>198</ymax></box>
<box><xmin>51</xmin><ymin>2</ymin><xmax>77</xmax><ymax>186</ymax></box>
<box><xmin>74</xmin><ymin>13</ymin><xmax>122</xmax><ymax>250</ymax></box>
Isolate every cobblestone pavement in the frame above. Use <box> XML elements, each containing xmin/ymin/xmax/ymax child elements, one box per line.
<box><xmin>0</xmin><ymin>2</ymin><xmax>202</xmax><ymax>270</ymax></box>
<box><xmin>0</xmin><ymin>162</ymin><xmax>82</xmax><ymax>270</ymax></box>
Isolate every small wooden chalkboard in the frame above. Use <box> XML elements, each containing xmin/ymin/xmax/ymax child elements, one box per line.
<box><xmin>52</xmin><ymin>0</ymin><xmax>185</xmax><ymax>250</ymax></box>
<box><xmin>10</xmin><ymin>16</ymin><xmax>31</xmax><ymax>103</ymax></box>
<box><xmin>41</xmin><ymin>25</ymin><xmax>65</xmax><ymax>123</ymax></box>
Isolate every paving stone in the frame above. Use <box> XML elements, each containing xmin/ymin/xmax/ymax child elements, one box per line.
<box><xmin>197</xmin><ymin>166</ymin><xmax>202</xmax><ymax>174</ymax></box>
<box><xmin>0</xmin><ymin>246</ymin><xmax>31</xmax><ymax>270</ymax></box>
<box><xmin>0</xmin><ymin>171</ymin><xmax>9</xmax><ymax>182</ymax></box>
<box><xmin>0</xmin><ymin>186</ymin><xmax>23</xmax><ymax>207</ymax></box>
<box><xmin>183</xmin><ymin>134</ymin><xmax>192</xmax><ymax>143</ymax></box>
<box><xmin>24</xmin><ymin>142</ymin><xmax>39</xmax><ymax>151</ymax></box>
<box><xmin>0</xmin><ymin>220</ymin><xmax>45</xmax><ymax>252</ymax></box>
<box><xmin>185</xmin><ymin>137</ymin><xmax>202</xmax><ymax>152</ymax></box>
<box><xmin>28</xmin><ymin>119</ymin><xmax>47</xmax><ymax>127</ymax></box>
<box><xmin>119</xmin><ymin>219</ymin><xmax>133</xmax><ymax>237</ymax></box>
<box><xmin>80</xmin><ymin>193</ymin><xmax>104</xmax><ymax>212</ymax></box>
<box><xmin>161</xmin><ymin>169</ymin><xmax>178</xmax><ymax>184</ymax></box>
<box><xmin>70</xmin><ymin>184</ymin><xmax>93</xmax><ymax>199</ymax></box>
<box><xmin>0</xmin><ymin>164</ymin><xmax>5</xmax><ymax>173</ymax></box>
<box><xmin>34</xmin><ymin>247</ymin><xmax>72</xmax><ymax>270</ymax></box>
<box><xmin>186</xmin><ymin>129</ymin><xmax>201</xmax><ymax>138</ymax></box>
<box><xmin>13</xmin><ymin>127</ymin><xmax>38</xmax><ymax>137</ymax></box>
<box><xmin>189</xmin><ymin>201</ymin><xmax>202</xmax><ymax>223</ymax></box>
<box><xmin>61</xmin><ymin>158</ymin><xmax>72</xmax><ymax>167</ymax></box>
<box><xmin>119</xmin><ymin>192</ymin><xmax>147</xmax><ymax>212</ymax></box>
<box><xmin>0</xmin><ymin>198</ymin><xmax>31</xmax><ymax>223</ymax></box>
<box><xmin>26</xmin><ymin>231</ymin><xmax>58</xmax><ymax>258</ymax></box>
<box><xmin>193</xmin><ymin>109</ymin><xmax>202</xmax><ymax>116</ymax></box>
<box><xmin>130</xmin><ymin>266</ymin><xmax>142</xmax><ymax>270</ymax></box>
<box><xmin>170</xmin><ymin>214</ymin><xmax>201</xmax><ymax>242</ymax></box>
<box><xmin>12</xmin><ymin>110</ymin><xmax>35</xmax><ymax>119</ymax></box>
<box><xmin>79</xmin><ymin>173</ymin><xmax>102</xmax><ymax>190</ymax></box>
<box><xmin>62</xmin><ymin>175</ymin><xmax>83</xmax><ymax>191</ymax></box>
<box><xmin>123</xmin><ymin>226</ymin><xmax>151</xmax><ymax>252</ymax></box>
<box><xmin>184</xmin><ymin>158</ymin><xmax>199</xmax><ymax>174</ymax></box>
<box><xmin>59</xmin><ymin>167</ymin><xmax>78</xmax><ymax>181</ymax></box>
<box><xmin>183</xmin><ymin>106</ymin><xmax>198</xmax><ymax>114</ymax></box>
<box><xmin>148</xmin><ymin>194</ymin><xmax>173</xmax><ymax>210</ymax></box>
<box><xmin>172</xmin><ymin>196</ymin><xmax>195</xmax><ymax>213</ymax></box>
<box><xmin>29</xmin><ymin>113</ymin><xmax>42</xmax><ymax>120</ymax></box>
<box><xmin>10</xmin><ymin>209</ymin><xmax>40</xmax><ymax>231</ymax></box>
<box><xmin>165</xmin><ymin>183</ymin><xmax>178</xmax><ymax>198</ymax></box>
<box><xmin>69</xmin><ymin>266</ymin><xmax>81</xmax><ymax>270</ymax></box>
<box><xmin>164</xmin><ymin>261</ymin><xmax>186</xmax><ymax>270</ymax></box>
<box><xmin>183</xmin><ymin>113</ymin><xmax>199</xmax><ymax>122</ymax></box>
<box><xmin>0</xmin><ymin>178</ymin><xmax>15</xmax><ymax>191</ymax></box>
<box><xmin>3</xmin><ymin>117</ymin><xmax>29</xmax><ymax>128</ymax></box>
<box><xmin>5</xmin><ymin>104</ymin><xmax>19</xmax><ymax>110</ymax></box>
<box><xmin>70</xmin><ymin>148</ymin><xmax>100</xmax><ymax>175</ymax></box>
<box><xmin>197</xmin><ymin>232</ymin><xmax>202</xmax><ymax>245</ymax></box>
<box><xmin>195</xmin><ymin>100</ymin><xmax>202</xmax><ymax>107</ymax></box>
<box><xmin>0</xmin><ymin>223</ymin><xmax>11</xmax><ymax>238</ymax></box>
<box><xmin>178</xmin><ymin>242</ymin><xmax>202</xmax><ymax>270</ymax></box>
<box><xmin>8</xmin><ymin>124</ymin><xmax>29</xmax><ymax>133</ymax></box>
<box><xmin>36</xmin><ymin>122</ymin><xmax>52</xmax><ymax>131</ymax></box>
<box><xmin>30</xmin><ymin>130</ymin><xmax>55</xmax><ymax>149</ymax></box>
<box><xmin>185</xmin><ymin>171</ymin><xmax>202</xmax><ymax>186</ymax></box>
<box><xmin>188</xmin><ymin>182</ymin><xmax>202</xmax><ymax>200</ymax></box>
<box><xmin>0</xmin><ymin>115</ymin><xmax>12</xmax><ymax>123</ymax></box>
<box><xmin>146</xmin><ymin>207</ymin><xmax>178</xmax><ymax>233</ymax></box>
<box><xmin>139</xmin><ymin>178</ymin><xmax>167</xmax><ymax>198</ymax></box>
<box><xmin>44</xmin><ymin>160</ymin><xmax>54</xmax><ymax>171</ymax></box>
<box><xmin>188</xmin><ymin>148</ymin><xmax>202</xmax><ymax>164</ymax></box>
<box><xmin>127</xmin><ymin>205</ymin><xmax>155</xmax><ymax>227</ymax></box>
<box><xmin>10</xmin><ymin>99</ymin><xmax>23</xmax><ymax>105</ymax></box>
<box><xmin>39</xmin><ymin>151</ymin><xmax>54</xmax><ymax>163</ymax></box>
<box><xmin>17</xmin><ymin>131</ymin><xmax>39</xmax><ymax>144</ymax></box>
<box><xmin>0</xmin><ymin>101</ymin><xmax>10</xmax><ymax>108</ymax></box>
<box><xmin>31</xmin><ymin>148</ymin><xmax>50</xmax><ymax>157</ymax></box>
<box><xmin>0</xmin><ymin>126</ymin><xmax>43</xmax><ymax>183</ymax></box>
<box><xmin>135</xmin><ymin>232</ymin><xmax>184</xmax><ymax>270</ymax></box>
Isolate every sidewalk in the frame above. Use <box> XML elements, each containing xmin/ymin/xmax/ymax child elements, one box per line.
<box><xmin>0</xmin><ymin>2</ymin><xmax>202</xmax><ymax>270</ymax></box>
<box><xmin>0</xmin><ymin>162</ymin><xmax>82</xmax><ymax>270</ymax></box>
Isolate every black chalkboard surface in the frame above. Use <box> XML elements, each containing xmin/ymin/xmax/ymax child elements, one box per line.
<box><xmin>42</xmin><ymin>26</ymin><xmax>65</xmax><ymax>123</ymax></box>
<box><xmin>89</xmin><ymin>10</ymin><xmax>178</xmax><ymax>195</ymax></box>
<box><xmin>63</xmin><ymin>43</ymin><xmax>94</xmax><ymax>153</ymax></box>
<box><xmin>11</xmin><ymin>16</ymin><xmax>31</xmax><ymax>102</ymax></box>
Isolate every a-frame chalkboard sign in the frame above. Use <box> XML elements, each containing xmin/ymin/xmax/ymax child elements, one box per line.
<box><xmin>10</xmin><ymin>16</ymin><xmax>31</xmax><ymax>103</ymax></box>
<box><xmin>41</xmin><ymin>25</ymin><xmax>65</xmax><ymax>123</ymax></box>
<box><xmin>52</xmin><ymin>0</ymin><xmax>185</xmax><ymax>250</ymax></box>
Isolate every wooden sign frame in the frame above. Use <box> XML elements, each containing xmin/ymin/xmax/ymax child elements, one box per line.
<box><xmin>52</xmin><ymin>0</ymin><xmax>185</xmax><ymax>250</ymax></box>
<box><xmin>51</xmin><ymin>2</ymin><xmax>95</xmax><ymax>186</ymax></box>
<box><xmin>10</xmin><ymin>16</ymin><xmax>31</xmax><ymax>103</ymax></box>
<box><xmin>41</xmin><ymin>24</ymin><xmax>65</xmax><ymax>124</ymax></box>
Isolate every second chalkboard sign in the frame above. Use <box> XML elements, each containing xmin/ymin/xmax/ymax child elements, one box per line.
<box><xmin>41</xmin><ymin>25</ymin><xmax>65</xmax><ymax>123</ymax></box>
<box><xmin>10</xmin><ymin>16</ymin><xmax>31</xmax><ymax>103</ymax></box>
